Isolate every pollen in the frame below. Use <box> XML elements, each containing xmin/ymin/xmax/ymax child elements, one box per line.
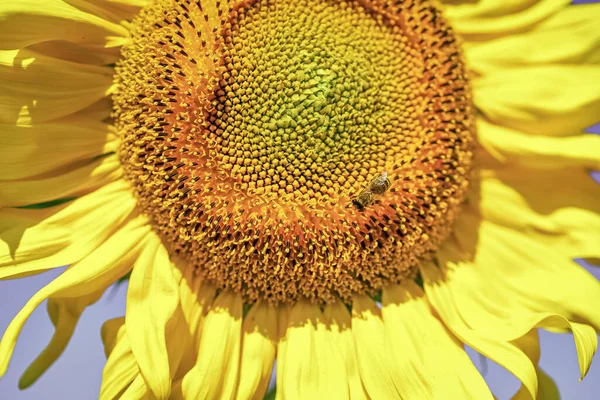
<box><xmin>113</xmin><ymin>0</ymin><xmax>474</xmax><ymax>304</ymax></box>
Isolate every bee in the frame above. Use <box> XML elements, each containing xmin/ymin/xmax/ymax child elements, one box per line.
<box><xmin>352</xmin><ymin>171</ymin><xmax>391</xmax><ymax>211</ymax></box>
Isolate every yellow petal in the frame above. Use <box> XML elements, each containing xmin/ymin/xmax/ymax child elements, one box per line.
<box><xmin>440</xmin><ymin>216</ymin><xmax>600</xmax><ymax>336</ymax></box>
<box><xmin>163</xmin><ymin>305</ymin><xmax>190</xmax><ymax>382</ymax></box>
<box><xmin>173</xmin><ymin>272</ymin><xmax>217</xmax><ymax>380</ymax></box>
<box><xmin>420</xmin><ymin>262</ymin><xmax>539</xmax><ymax>400</ymax></box>
<box><xmin>314</xmin><ymin>309</ymin><xmax>351</xmax><ymax>398</ymax></box>
<box><xmin>510</xmin><ymin>330</ymin><xmax>542</xmax><ymax>400</ymax></box>
<box><xmin>170</xmin><ymin>380</ymin><xmax>184</xmax><ymax>400</ymax></box>
<box><xmin>351</xmin><ymin>295</ymin><xmax>400</xmax><ymax>399</ymax></box>
<box><xmin>100</xmin><ymin>320</ymin><xmax>143</xmax><ymax>400</ymax></box>
<box><xmin>63</xmin><ymin>0</ymin><xmax>145</xmax><ymax>25</ymax></box>
<box><xmin>0</xmin><ymin>117</ymin><xmax>115</xmax><ymax>180</ymax></box>
<box><xmin>181</xmin><ymin>291</ymin><xmax>243</xmax><ymax>400</ymax></box>
<box><xmin>75</xmin><ymin>97</ymin><xmax>113</xmax><ymax>122</ymax></box>
<box><xmin>277</xmin><ymin>300</ymin><xmax>349</xmax><ymax>400</ymax></box>
<box><xmin>465</xmin><ymin>3</ymin><xmax>600</xmax><ymax>72</ymax></box>
<box><xmin>235</xmin><ymin>301</ymin><xmax>277</xmax><ymax>400</ymax></box>
<box><xmin>27</xmin><ymin>40</ymin><xmax>122</xmax><ymax>65</ymax></box>
<box><xmin>473</xmin><ymin>65</ymin><xmax>600</xmax><ymax>135</ymax></box>
<box><xmin>56</xmin><ymin>215</ymin><xmax>150</xmax><ymax>300</ymax></box>
<box><xmin>478</xmin><ymin>168</ymin><xmax>600</xmax><ymax>260</ymax></box>
<box><xmin>101</xmin><ymin>307</ymin><xmax>188</xmax><ymax>399</ymax></box>
<box><xmin>536</xmin><ymin>318</ymin><xmax>597</xmax><ymax>380</ymax></box>
<box><xmin>537</xmin><ymin>369</ymin><xmax>560</xmax><ymax>400</ymax></box>
<box><xmin>101</xmin><ymin>316</ymin><xmax>125</xmax><ymax>358</ymax></box>
<box><xmin>0</xmin><ymin>0</ymin><xmax>128</xmax><ymax>50</ymax></box>
<box><xmin>146</xmin><ymin>275</ymin><xmax>191</xmax><ymax>383</ymax></box>
<box><xmin>18</xmin><ymin>289</ymin><xmax>105</xmax><ymax>389</ymax></box>
<box><xmin>0</xmin><ymin>213</ymin><xmax>150</xmax><ymax>379</ymax></box>
<box><xmin>126</xmin><ymin>236</ymin><xmax>180</xmax><ymax>399</ymax></box>
<box><xmin>0</xmin><ymin>48</ymin><xmax>114</xmax><ymax>124</ymax></box>
<box><xmin>121</xmin><ymin>374</ymin><xmax>152</xmax><ymax>400</ymax></box>
<box><xmin>275</xmin><ymin>306</ymin><xmax>289</xmax><ymax>400</ymax></box>
<box><xmin>323</xmin><ymin>302</ymin><xmax>367</xmax><ymax>400</ymax></box>
<box><xmin>177</xmin><ymin>265</ymin><xmax>217</xmax><ymax>346</ymax></box>
<box><xmin>506</xmin><ymin>330</ymin><xmax>557</xmax><ymax>400</ymax></box>
<box><xmin>442</xmin><ymin>0</ymin><xmax>570</xmax><ymax>37</ymax></box>
<box><xmin>0</xmin><ymin>154</ymin><xmax>122</xmax><ymax>207</ymax></box>
<box><xmin>508</xmin><ymin>332</ymin><xmax>561</xmax><ymax>400</ymax></box>
<box><xmin>477</xmin><ymin>119</ymin><xmax>600</xmax><ymax>169</ymax></box>
<box><xmin>511</xmin><ymin>323</ymin><xmax>593</xmax><ymax>400</ymax></box>
<box><xmin>102</xmin><ymin>0</ymin><xmax>149</xmax><ymax>6</ymax></box>
<box><xmin>0</xmin><ymin>179</ymin><xmax>137</xmax><ymax>279</ymax></box>
<box><xmin>421</xmin><ymin>255</ymin><xmax>599</xmax><ymax>398</ymax></box>
<box><xmin>382</xmin><ymin>282</ymin><xmax>493</xmax><ymax>399</ymax></box>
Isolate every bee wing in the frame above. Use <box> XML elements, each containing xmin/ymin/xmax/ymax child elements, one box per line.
<box><xmin>372</xmin><ymin>171</ymin><xmax>388</xmax><ymax>186</ymax></box>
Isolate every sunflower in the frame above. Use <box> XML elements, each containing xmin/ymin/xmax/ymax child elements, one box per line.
<box><xmin>1</xmin><ymin>0</ymin><xmax>600</xmax><ymax>398</ymax></box>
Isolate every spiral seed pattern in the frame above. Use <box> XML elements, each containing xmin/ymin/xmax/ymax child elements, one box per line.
<box><xmin>114</xmin><ymin>0</ymin><xmax>474</xmax><ymax>303</ymax></box>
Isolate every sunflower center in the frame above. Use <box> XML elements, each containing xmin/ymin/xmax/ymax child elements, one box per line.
<box><xmin>114</xmin><ymin>0</ymin><xmax>474</xmax><ymax>304</ymax></box>
<box><xmin>215</xmin><ymin>1</ymin><xmax>412</xmax><ymax>202</ymax></box>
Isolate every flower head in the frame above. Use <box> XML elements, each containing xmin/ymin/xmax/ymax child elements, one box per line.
<box><xmin>114</xmin><ymin>0</ymin><xmax>474</xmax><ymax>304</ymax></box>
<box><xmin>1</xmin><ymin>0</ymin><xmax>600</xmax><ymax>399</ymax></box>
